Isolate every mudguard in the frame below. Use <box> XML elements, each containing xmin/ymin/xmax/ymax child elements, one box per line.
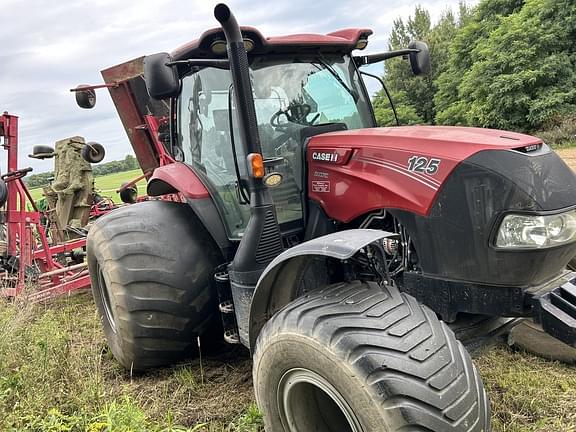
<box><xmin>147</xmin><ymin>162</ymin><xmax>209</xmax><ymax>199</ymax></box>
<box><xmin>248</xmin><ymin>229</ymin><xmax>396</xmax><ymax>350</ymax></box>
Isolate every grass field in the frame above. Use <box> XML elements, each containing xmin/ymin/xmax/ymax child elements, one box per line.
<box><xmin>0</xmin><ymin>294</ymin><xmax>259</xmax><ymax>432</ymax></box>
<box><xmin>0</xmin><ymin>293</ymin><xmax>573</xmax><ymax>432</ymax></box>
<box><xmin>28</xmin><ymin>169</ymin><xmax>148</xmax><ymax>204</ymax></box>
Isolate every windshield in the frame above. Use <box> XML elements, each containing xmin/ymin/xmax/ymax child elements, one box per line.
<box><xmin>249</xmin><ymin>55</ymin><xmax>373</xmax><ymax>132</ymax></box>
<box><xmin>178</xmin><ymin>54</ymin><xmax>373</xmax><ymax>238</ymax></box>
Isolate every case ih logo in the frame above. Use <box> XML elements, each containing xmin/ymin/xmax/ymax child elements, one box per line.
<box><xmin>312</xmin><ymin>152</ymin><xmax>339</xmax><ymax>163</ymax></box>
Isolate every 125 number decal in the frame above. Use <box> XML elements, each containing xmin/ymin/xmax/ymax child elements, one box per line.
<box><xmin>407</xmin><ymin>156</ymin><xmax>441</xmax><ymax>175</ymax></box>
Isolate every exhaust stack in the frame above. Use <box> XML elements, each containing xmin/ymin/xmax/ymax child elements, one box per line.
<box><xmin>214</xmin><ymin>4</ymin><xmax>283</xmax><ymax>346</ymax></box>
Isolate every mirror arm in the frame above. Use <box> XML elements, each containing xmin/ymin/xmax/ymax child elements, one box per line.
<box><xmin>354</xmin><ymin>48</ymin><xmax>419</xmax><ymax>66</ymax></box>
<box><xmin>166</xmin><ymin>59</ymin><xmax>230</xmax><ymax>70</ymax></box>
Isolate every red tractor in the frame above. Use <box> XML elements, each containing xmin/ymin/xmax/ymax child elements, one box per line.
<box><xmin>76</xmin><ymin>4</ymin><xmax>576</xmax><ymax>431</ymax></box>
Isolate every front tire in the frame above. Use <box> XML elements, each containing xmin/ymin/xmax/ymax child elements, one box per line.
<box><xmin>87</xmin><ymin>201</ymin><xmax>221</xmax><ymax>370</ymax></box>
<box><xmin>253</xmin><ymin>281</ymin><xmax>490</xmax><ymax>432</ymax></box>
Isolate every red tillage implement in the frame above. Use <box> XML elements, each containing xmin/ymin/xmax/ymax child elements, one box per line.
<box><xmin>0</xmin><ymin>112</ymin><xmax>109</xmax><ymax>301</ymax></box>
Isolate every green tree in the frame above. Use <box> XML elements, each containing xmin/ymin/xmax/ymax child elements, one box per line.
<box><xmin>124</xmin><ymin>154</ymin><xmax>138</xmax><ymax>170</ymax></box>
<box><xmin>434</xmin><ymin>0</ymin><xmax>526</xmax><ymax>125</ymax></box>
<box><xmin>25</xmin><ymin>171</ymin><xmax>54</xmax><ymax>189</ymax></box>
<box><xmin>372</xmin><ymin>90</ymin><xmax>422</xmax><ymax>126</ymax></box>
<box><xmin>374</xmin><ymin>6</ymin><xmax>459</xmax><ymax>126</ymax></box>
<box><xmin>458</xmin><ymin>0</ymin><xmax>576</xmax><ymax>130</ymax></box>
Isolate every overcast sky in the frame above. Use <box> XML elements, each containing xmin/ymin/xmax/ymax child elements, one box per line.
<box><xmin>0</xmin><ymin>0</ymin><xmax>476</xmax><ymax>173</ymax></box>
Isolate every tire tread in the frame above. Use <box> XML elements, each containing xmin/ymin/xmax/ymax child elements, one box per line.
<box><xmin>254</xmin><ymin>281</ymin><xmax>490</xmax><ymax>431</ymax></box>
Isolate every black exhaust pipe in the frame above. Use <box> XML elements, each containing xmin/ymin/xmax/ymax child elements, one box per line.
<box><xmin>214</xmin><ymin>4</ymin><xmax>261</xmax><ymax>161</ymax></box>
<box><xmin>214</xmin><ymin>4</ymin><xmax>283</xmax><ymax>346</ymax></box>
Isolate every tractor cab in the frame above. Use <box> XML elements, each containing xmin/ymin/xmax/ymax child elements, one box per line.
<box><xmin>75</xmin><ymin>23</ymin><xmax>428</xmax><ymax>249</ymax></box>
<box><xmin>174</xmin><ymin>52</ymin><xmax>374</xmax><ymax>239</ymax></box>
<box><xmin>139</xmin><ymin>25</ymin><xmax>427</xmax><ymax>244</ymax></box>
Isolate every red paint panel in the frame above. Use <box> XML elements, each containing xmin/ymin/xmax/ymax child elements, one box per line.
<box><xmin>148</xmin><ymin>162</ymin><xmax>209</xmax><ymax>199</ymax></box>
<box><xmin>307</xmin><ymin>125</ymin><xmax>543</xmax><ymax>222</ymax></box>
<box><xmin>172</xmin><ymin>26</ymin><xmax>372</xmax><ymax>60</ymax></box>
<box><xmin>267</xmin><ymin>28</ymin><xmax>372</xmax><ymax>45</ymax></box>
<box><xmin>101</xmin><ymin>57</ymin><xmax>159</xmax><ymax>174</ymax></box>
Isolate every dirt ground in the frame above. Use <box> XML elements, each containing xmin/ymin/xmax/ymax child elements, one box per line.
<box><xmin>557</xmin><ymin>147</ymin><xmax>576</xmax><ymax>170</ymax></box>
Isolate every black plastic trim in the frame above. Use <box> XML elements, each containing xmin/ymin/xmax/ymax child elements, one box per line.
<box><xmin>533</xmin><ymin>275</ymin><xmax>576</xmax><ymax>347</ymax></box>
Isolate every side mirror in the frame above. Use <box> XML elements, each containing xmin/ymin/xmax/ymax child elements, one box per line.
<box><xmin>74</xmin><ymin>85</ymin><xmax>97</xmax><ymax>109</ymax></box>
<box><xmin>408</xmin><ymin>41</ymin><xmax>431</xmax><ymax>76</ymax></box>
<box><xmin>29</xmin><ymin>144</ymin><xmax>55</xmax><ymax>160</ymax></box>
<box><xmin>144</xmin><ymin>53</ymin><xmax>180</xmax><ymax>100</ymax></box>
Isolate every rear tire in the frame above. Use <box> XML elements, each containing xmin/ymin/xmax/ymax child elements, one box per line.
<box><xmin>253</xmin><ymin>281</ymin><xmax>490</xmax><ymax>432</ymax></box>
<box><xmin>87</xmin><ymin>201</ymin><xmax>221</xmax><ymax>370</ymax></box>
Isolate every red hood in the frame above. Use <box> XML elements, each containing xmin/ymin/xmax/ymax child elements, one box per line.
<box><xmin>306</xmin><ymin>126</ymin><xmax>544</xmax><ymax>222</ymax></box>
<box><xmin>309</xmin><ymin>126</ymin><xmax>542</xmax><ymax>160</ymax></box>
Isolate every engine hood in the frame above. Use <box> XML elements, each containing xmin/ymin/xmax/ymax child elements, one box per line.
<box><xmin>306</xmin><ymin>125</ymin><xmax>550</xmax><ymax>222</ymax></box>
<box><xmin>308</xmin><ymin>125</ymin><xmax>543</xmax><ymax>159</ymax></box>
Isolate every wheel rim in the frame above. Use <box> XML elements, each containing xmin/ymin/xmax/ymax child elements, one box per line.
<box><xmin>97</xmin><ymin>266</ymin><xmax>117</xmax><ymax>333</ymax></box>
<box><xmin>277</xmin><ymin>368</ymin><xmax>363</xmax><ymax>432</ymax></box>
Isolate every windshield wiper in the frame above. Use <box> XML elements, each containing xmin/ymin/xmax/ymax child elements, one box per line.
<box><xmin>312</xmin><ymin>58</ymin><xmax>359</xmax><ymax>102</ymax></box>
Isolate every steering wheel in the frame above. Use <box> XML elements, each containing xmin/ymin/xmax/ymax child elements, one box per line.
<box><xmin>270</xmin><ymin>103</ymin><xmax>320</xmax><ymax>128</ymax></box>
<box><xmin>270</xmin><ymin>103</ymin><xmax>320</xmax><ymax>156</ymax></box>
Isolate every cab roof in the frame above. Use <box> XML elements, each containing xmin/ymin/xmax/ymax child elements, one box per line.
<box><xmin>171</xmin><ymin>26</ymin><xmax>373</xmax><ymax>60</ymax></box>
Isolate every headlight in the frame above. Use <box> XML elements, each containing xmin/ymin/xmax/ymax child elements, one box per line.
<box><xmin>495</xmin><ymin>210</ymin><xmax>576</xmax><ymax>249</ymax></box>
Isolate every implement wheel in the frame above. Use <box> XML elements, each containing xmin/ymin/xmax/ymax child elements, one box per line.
<box><xmin>253</xmin><ymin>281</ymin><xmax>490</xmax><ymax>431</ymax></box>
<box><xmin>81</xmin><ymin>142</ymin><xmax>105</xmax><ymax>163</ymax></box>
<box><xmin>87</xmin><ymin>201</ymin><xmax>221</xmax><ymax>370</ymax></box>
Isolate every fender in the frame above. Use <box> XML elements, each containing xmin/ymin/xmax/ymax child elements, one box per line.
<box><xmin>248</xmin><ymin>229</ymin><xmax>396</xmax><ymax>350</ymax></box>
<box><xmin>147</xmin><ymin>162</ymin><xmax>210</xmax><ymax>199</ymax></box>
<box><xmin>148</xmin><ymin>162</ymin><xmax>233</xmax><ymax>254</ymax></box>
